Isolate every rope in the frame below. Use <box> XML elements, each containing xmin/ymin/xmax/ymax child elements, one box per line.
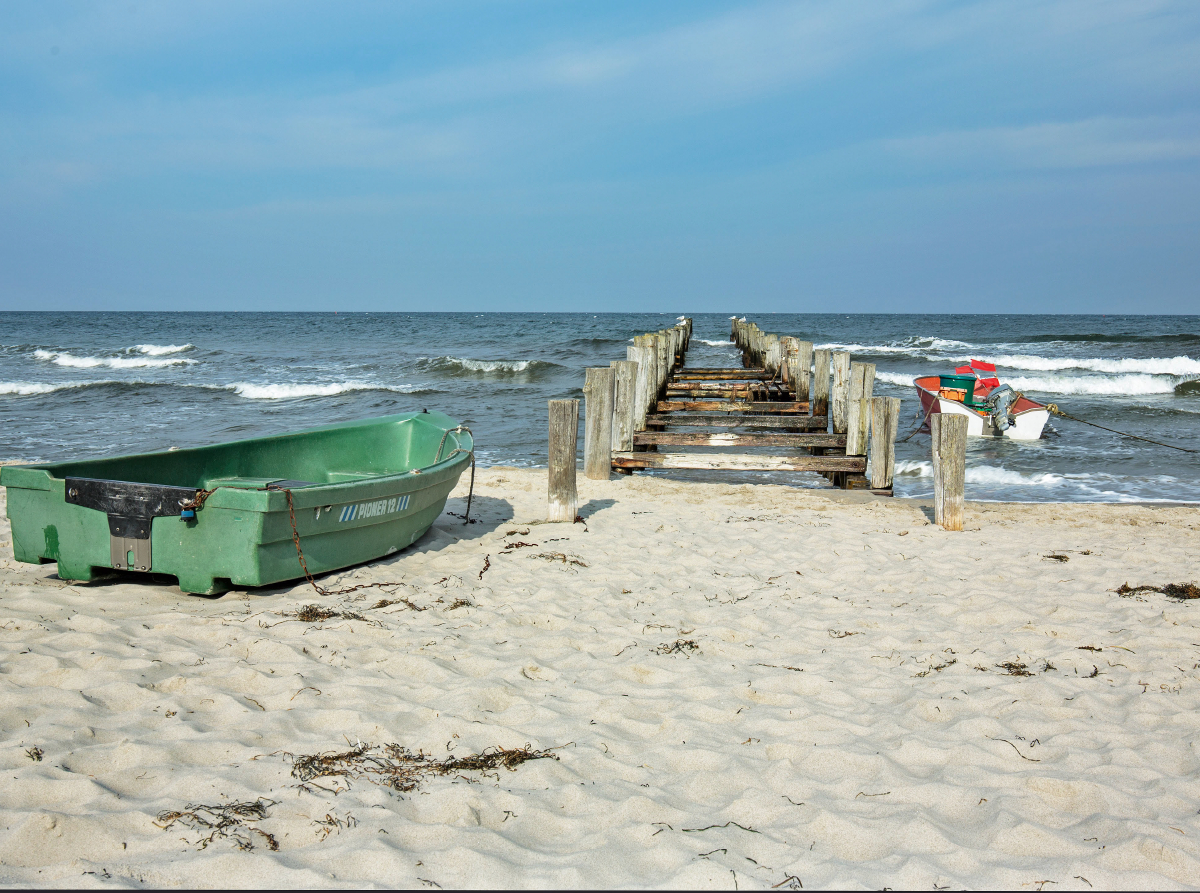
<box><xmin>1046</xmin><ymin>404</ymin><xmax>1198</xmax><ymax>454</ymax></box>
<box><xmin>898</xmin><ymin>401</ymin><xmax>937</xmax><ymax>443</ymax></box>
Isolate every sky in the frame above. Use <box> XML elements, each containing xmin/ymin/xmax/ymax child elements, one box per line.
<box><xmin>1</xmin><ymin>1</ymin><xmax>1199</xmax><ymax>313</ymax></box>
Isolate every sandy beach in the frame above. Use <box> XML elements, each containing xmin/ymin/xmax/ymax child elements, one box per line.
<box><xmin>2</xmin><ymin>468</ymin><xmax>1199</xmax><ymax>888</ymax></box>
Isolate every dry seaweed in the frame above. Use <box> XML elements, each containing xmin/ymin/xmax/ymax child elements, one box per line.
<box><xmin>25</xmin><ymin>746</ymin><xmax>43</xmax><ymax>762</ymax></box>
<box><xmin>914</xmin><ymin>658</ymin><xmax>956</xmax><ymax>678</ymax></box>
<box><xmin>997</xmin><ymin>661</ymin><xmax>1032</xmax><ymax>676</ymax></box>
<box><xmin>286</xmin><ymin>604</ymin><xmax>373</xmax><ymax>624</ymax></box>
<box><xmin>372</xmin><ymin>596</ymin><xmax>426</xmax><ymax>612</ymax></box>
<box><xmin>1043</xmin><ymin>553</ymin><xmax>1070</xmax><ymax>562</ymax></box>
<box><xmin>155</xmin><ymin>799</ymin><xmax>279</xmax><ymax>851</ymax></box>
<box><xmin>286</xmin><ymin>742</ymin><xmax>559</xmax><ymax>794</ymax></box>
<box><xmin>533</xmin><ymin>551</ymin><xmax>588</xmax><ymax>567</ymax></box>
<box><xmin>1115</xmin><ymin>582</ymin><xmax>1200</xmax><ymax>600</ymax></box>
<box><xmin>313</xmin><ymin>810</ymin><xmax>357</xmax><ymax>841</ymax></box>
<box><xmin>654</xmin><ymin>639</ymin><xmax>700</xmax><ymax>656</ymax></box>
<box><xmin>446</xmin><ymin>598</ymin><xmax>474</xmax><ymax>611</ymax></box>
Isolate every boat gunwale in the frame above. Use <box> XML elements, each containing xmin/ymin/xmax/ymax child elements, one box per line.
<box><xmin>0</xmin><ymin>411</ymin><xmax>473</xmax><ymax>512</ymax></box>
<box><xmin>912</xmin><ymin>376</ymin><xmax>1046</xmax><ymax>418</ymax></box>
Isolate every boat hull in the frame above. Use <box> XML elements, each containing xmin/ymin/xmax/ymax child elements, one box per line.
<box><xmin>0</xmin><ymin>411</ymin><xmax>472</xmax><ymax>595</ymax></box>
<box><xmin>915</xmin><ymin>382</ymin><xmax>1048</xmax><ymax>440</ymax></box>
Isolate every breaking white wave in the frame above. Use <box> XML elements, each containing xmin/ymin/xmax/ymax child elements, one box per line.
<box><xmin>817</xmin><ymin>338</ymin><xmax>973</xmax><ymax>356</ymax></box>
<box><xmin>416</xmin><ymin>356</ymin><xmax>558</xmax><ymax>376</ymax></box>
<box><xmin>894</xmin><ymin>460</ymin><xmax>1065</xmax><ymax>488</ymax></box>
<box><xmin>1003</xmin><ymin>373</ymin><xmax>1187</xmax><ymax>396</ymax></box>
<box><xmin>129</xmin><ymin>343</ymin><xmax>193</xmax><ymax>356</ymax></box>
<box><xmin>698</xmin><ymin>339</ymin><xmax>734</xmax><ymax>346</ymax></box>
<box><xmin>891</xmin><ymin>459</ymin><xmax>1195</xmax><ymax>502</ymax></box>
<box><xmin>225</xmin><ymin>381</ymin><xmax>409</xmax><ymax>400</ymax></box>
<box><xmin>0</xmin><ymin>380</ymin><xmax>108</xmax><ymax>396</ymax></box>
<box><xmin>974</xmin><ymin>354</ymin><xmax>1200</xmax><ymax>376</ymax></box>
<box><xmin>875</xmin><ymin>369</ymin><xmax>1195</xmax><ymax>396</ymax></box>
<box><xmin>34</xmin><ymin>349</ymin><xmax>196</xmax><ymax>369</ymax></box>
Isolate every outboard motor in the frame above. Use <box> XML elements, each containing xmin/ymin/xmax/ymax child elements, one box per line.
<box><xmin>985</xmin><ymin>384</ymin><xmax>1018</xmax><ymax>431</ymax></box>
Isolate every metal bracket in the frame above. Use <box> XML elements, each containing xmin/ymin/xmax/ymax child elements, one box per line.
<box><xmin>65</xmin><ymin>477</ymin><xmax>199</xmax><ymax>572</ymax></box>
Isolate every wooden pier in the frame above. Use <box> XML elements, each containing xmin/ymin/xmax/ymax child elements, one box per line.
<box><xmin>576</xmin><ymin>318</ymin><xmax>900</xmax><ymax>494</ymax></box>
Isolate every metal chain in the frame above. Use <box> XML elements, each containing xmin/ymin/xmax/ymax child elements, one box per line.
<box><xmin>898</xmin><ymin>401</ymin><xmax>936</xmax><ymax>443</ymax></box>
<box><xmin>279</xmin><ymin>487</ymin><xmax>412</xmax><ymax>597</ymax></box>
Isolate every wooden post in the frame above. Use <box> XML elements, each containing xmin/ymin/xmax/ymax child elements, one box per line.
<box><xmin>794</xmin><ymin>341</ymin><xmax>813</xmax><ymax>401</ymax></box>
<box><xmin>610</xmin><ymin>360</ymin><xmax>638</xmax><ymax>452</ymax></box>
<box><xmin>583</xmin><ymin>367</ymin><xmax>615</xmax><ymax>480</ymax></box>
<box><xmin>845</xmin><ymin>362</ymin><xmax>876</xmax><ymax>455</ymax></box>
<box><xmin>850</xmin><ymin>362</ymin><xmax>876</xmax><ymax>403</ymax></box>
<box><xmin>548</xmin><ymin>399</ymin><xmax>579</xmax><ymax>522</ymax></box>
<box><xmin>931</xmin><ymin>413</ymin><xmax>967</xmax><ymax>531</ymax></box>
<box><xmin>764</xmin><ymin>336</ymin><xmax>782</xmax><ymax>374</ymax></box>
<box><xmin>812</xmin><ymin>348</ymin><xmax>831</xmax><ymax>419</ymax></box>
<box><xmin>846</xmin><ymin>400</ymin><xmax>870</xmax><ymax>456</ymax></box>
<box><xmin>870</xmin><ymin>396</ymin><xmax>900</xmax><ymax>491</ymax></box>
<box><xmin>628</xmin><ymin>345</ymin><xmax>653</xmax><ymax>432</ymax></box>
<box><xmin>779</xmin><ymin>337</ymin><xmax>796</xmax><ymax>385</ymax></box>
<box><xmin>830</xmin><ymin>351</ymin><xmax>851</xmax><ymax>434</ymax></box>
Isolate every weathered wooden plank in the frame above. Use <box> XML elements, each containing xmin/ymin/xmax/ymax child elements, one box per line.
<box><xmin>831</xmin><ymin>351</ymin><xmax>851</xmax><ymax>434</ymax></box>
<box><xmin>812</xmin><ymin>348</ymin><xmax>830</xmax><ymax>417</ymax></box>
<box><xmin>656</xmin><ymin>400</ymin><xmax>810</xmax><ymax>413</ymax></box>
<box><xmin>628</xmin><ymin>344</ymin><xmax>653</xmax><ymax>432</ymax></box>
<box><xmin>583</xmin><ymin>367</ymin><xmax>615</xmax><ymax>480</ymax></box>
<box><xmin>931</xmin><ymin>413</ymin><xmax>967</xmax><ymax>531</ymax></box>
<box><xmin>611</xmin><ymin>452</ymin><xmax>867</xmax><ymax>472</ymax></box>
<box><xmin>666</xmin><ymin>382</ymin><xmax>760</xmax><ymax>392</ymax></box>
<box><xmin>869</xmin><ymin>396</ymin><xmax>901</xmax><ymax>490</ymax></box>
<box><xmin>610</xmin><ymin>359</ymin><xmax>638</xmax><ymax>452</ymax></box>
<box><xmin>548</xmin><ymin>399</ymin><xmax>578</xmax><ymax>522</ymax></box>
<box><xmin>645</xmin><ymin>413</ymin><xmax>828</xmax><ymax>429</ymax></box>
<box><xmin>633</xmin><ymin>431</ymin><xmax>847</xmax><ymax>447</ymax></box>
<box><xmin>673</xmin><ymin>371</ymin><xmax>773</xmax><ymax>381</ymax></box>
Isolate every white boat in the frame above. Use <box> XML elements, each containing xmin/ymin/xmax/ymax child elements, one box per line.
<box><xmin>914</xmin><ymin>360</ymin><xmax>1049</xmax><ymax>440</ymax></box>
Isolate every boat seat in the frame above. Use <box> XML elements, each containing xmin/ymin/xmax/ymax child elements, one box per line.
<box><xmin>326</xmin><ymin>471</ymin><xmax>382</xmax><ymax>483</ymax></box>
<box><xmin>203</xmin><ymin>476</ymin><xmax>321</xmax><ymax>490</ymax></box>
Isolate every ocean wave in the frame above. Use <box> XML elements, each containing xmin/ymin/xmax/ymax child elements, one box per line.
<box><xmin>1002</xmin><ymin>374</ymin><xmax>1190</xmax><ymax>396</ymax></box>
<box><xmin>224</xmin><ymin>381</ymin><xmax>421</xmax><ymax>400</ymax></box>
<box><xmin>0</xmin><ymin>380</ymin><xmax>111</xmax><ymax>396</ymax></box>
<box><xmin>876</xmin><ymin>369</ymin><xmax>1198</xmax><ymax>396</ymax></box>
<box><xmin>816</xmin><ymin>337</ymin><xmax>973</xmax><ymax>357</ymax></box>
<box><xmin>697</xmin><ymin>339</ymin><xmax>734</xmax><ymax>346</ymax></box>
<box><xmin>1023</xmin><ymin>332</ymin><xmax>1200</xmax><ymax>344</ymax></box>
<box><xmin>1</xmin><ymin>378</ymin><xmax>428</xmax><ymax>401</ymax></box>
<box><xmin>972</xmin><ymin>354</ymin><xmax>1200</xmax><ymax>376</ymax></box>
<box><xmin>416</xmin><ymin>356</ymin><xmax>560</xmax><ymax>376</ymax></box>
<box><xmin>34</xmin><ymin>349</ymin><xmax>196</xmax><ymax>369</ymax></box>
<box><xmin>128</xmin><ymin>343</ymin><xmax>193</xmax><ymax>355</ymax></box>
<box><xmin>893</xmin><ymin>460</ymin><xmax>1065</xmax><ymax>487</ymax></box>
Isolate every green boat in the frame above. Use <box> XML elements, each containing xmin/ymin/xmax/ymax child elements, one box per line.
<box><xmin>0</xmin><ymin>411</ymin><xmax>473</xmax><ymax>595</ymax></box>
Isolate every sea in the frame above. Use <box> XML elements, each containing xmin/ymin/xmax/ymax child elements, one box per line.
<box><xmin>2</xmin><ymin>312</ymin><xmax>1198</xmax><ymax>503</ymax></box>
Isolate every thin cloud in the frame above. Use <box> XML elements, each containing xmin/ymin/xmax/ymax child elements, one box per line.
<box><xmin>879</xmin><ymin>116</ymin><xmax>1200</xmax><ymax>171</ymax></box>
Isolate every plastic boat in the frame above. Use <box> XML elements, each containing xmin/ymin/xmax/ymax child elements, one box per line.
<box><xmin>914</xmin><ymin>360</ymin><xmax>1049</xmax><ymax>440</ymax></box>
<box><xmin>0</xmin><ymin>411</ymin><xmax>473</xmax><ymax>595</ymax></box>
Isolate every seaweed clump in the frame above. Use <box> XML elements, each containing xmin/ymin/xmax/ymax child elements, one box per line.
<box><xmin>654</xmin><ymin>639</ymin><xmax>700</xmax><ymax>656</ymax></box>
<box><xmin>1115</xmin><ymin>582</ymin><xmax>1200</xmax><ymax>601</ymax></box>
<box><xmin>292</xmin><ymin>604</ymin><xmax>369</xmax><ymax>623</ymax></box>
<box><xmin>155</xmin><ymin>799</ymin><xmax>279</xmax><ymax>851</ymax></box>
<box><xmin>286</xmin><ymin>742</ymin><xmax>558</xmax><ymax>794</ymax></box>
